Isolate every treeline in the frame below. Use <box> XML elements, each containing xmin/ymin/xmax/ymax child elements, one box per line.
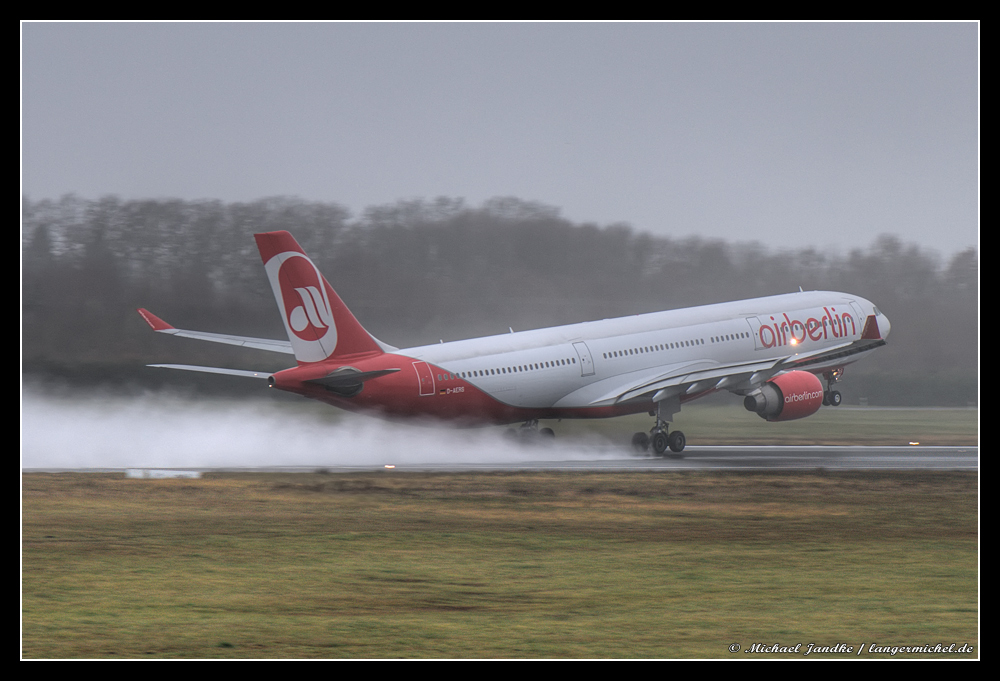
<box><xmin>22</xmin><ymin>195</ymin><xmax>978</xmax><ymax>405</ymax></box>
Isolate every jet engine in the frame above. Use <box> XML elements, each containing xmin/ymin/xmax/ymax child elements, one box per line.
<box><xmin>744</xmin><ymin>370</ymin><xmax>825</xmax><ymax>422</ymax></box>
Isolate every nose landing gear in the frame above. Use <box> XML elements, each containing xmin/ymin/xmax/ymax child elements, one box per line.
<box><xmin>823</xmin><ymin>369</ymin><xmax>844</xmax><ymax>406</ymax></box>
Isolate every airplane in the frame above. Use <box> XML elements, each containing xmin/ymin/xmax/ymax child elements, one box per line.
<box><xmin>138</xmin><ymin>230</ymin><xmax>891</xmax><ymax>456</ymax></box>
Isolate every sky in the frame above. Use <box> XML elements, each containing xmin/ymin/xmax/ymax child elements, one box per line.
<box><xmin>21</xmin><ymin>22</ymin><xmax>979</xmax><ymax>256</ymax></box>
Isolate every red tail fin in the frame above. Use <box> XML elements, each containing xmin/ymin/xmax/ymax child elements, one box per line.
<box><xmin>254</xmin><ymin>231</ymin><xmax>382</xmax><ymax>363</ymax></box>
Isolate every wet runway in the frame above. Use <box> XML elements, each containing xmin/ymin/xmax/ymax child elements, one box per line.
<box><xmin>22</xmin><ymin>393</ymin><xmax>978</xmax><ymax>474</ymax></box>
<box><xmin>82</xmin><ymin>445</ymin><xmax>972</xmax><ymax>474</ymax></box>
<box><xmin>304</xmin><ymin>445</ymin><xmax>979</xmax><ymax>472</ymax></box>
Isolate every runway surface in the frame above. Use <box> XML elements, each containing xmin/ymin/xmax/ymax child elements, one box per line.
<box><xmin>33</xmin><ymin>445</ymin><xmax>976</xmax><ymax>474</ymax></box>
<box><xmin>23</xmin><ymin>393</ymin><xmax>978</xmax><ymax>474</ymax></box>
<box><xmin>273</xmin><ymin>445</ymin><xmax>979</xmax><ymax>472</ymax></box>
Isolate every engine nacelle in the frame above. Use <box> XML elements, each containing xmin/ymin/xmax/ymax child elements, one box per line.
<box><xmin>743</xmin><ymin>370</ymin><xmax>825</xmax><ymax>422</ymax></box>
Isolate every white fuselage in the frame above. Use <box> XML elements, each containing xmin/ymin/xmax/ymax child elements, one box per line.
<box><xmin>399</xmin><ymin>290</ymin><xmax>888</xmax><ymax>410</ymax></box>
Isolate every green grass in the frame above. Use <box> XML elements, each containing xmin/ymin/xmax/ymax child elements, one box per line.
<box><xmin>22</xmin><ymin>471</ymin><xmax>978</xmax><ymax>658</ymax></box>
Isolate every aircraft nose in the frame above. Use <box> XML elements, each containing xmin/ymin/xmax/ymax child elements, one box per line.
<box><xmin>879</xmin><ymin>312</ymin><xmax>891</xmax><ymax>339</ymax></box>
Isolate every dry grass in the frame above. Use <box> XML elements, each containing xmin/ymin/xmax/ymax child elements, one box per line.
<box><xmin>22</xmin><ymin>471</ymin><xmax>978</xmax><ymax>658</ymax></box>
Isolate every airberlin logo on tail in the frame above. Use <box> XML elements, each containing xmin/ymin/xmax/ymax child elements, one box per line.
<box><xmin>287</xmin><ymin>284</ymin><xmax>332</xmax><ymax>338</ymax></box>
<box><xmin>758</xmin><ymin>308</ymin><xmax>857</xmax><ymax>349</ymax></box>
<box><xmin>264</xmin><ymin>251</ymin><xmax>338</xmax><ymax>362</ymax></box>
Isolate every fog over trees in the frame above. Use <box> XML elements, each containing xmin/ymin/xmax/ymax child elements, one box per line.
<box><xmin>22</xmin><ymin>195</ymin><xmax>977</xmax><ymax>406</ymax></box>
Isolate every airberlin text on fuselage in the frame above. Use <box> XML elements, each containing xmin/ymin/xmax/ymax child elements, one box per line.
<box><xmin>759</xmin><ymin>308</ymin><xmax>856</xmax><ymax>349</ymax></box>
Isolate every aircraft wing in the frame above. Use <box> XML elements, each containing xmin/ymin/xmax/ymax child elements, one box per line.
<box><xmin>137</xmin><ymin>308</ymin><xmax>294</xmax><ymax>354</ymax></box>
<box><xmin>601</xmin><ymin>357</ymin><xmax>783</xmax><ymax>405</ymax></box>
<box><xmin>777</xmin><ymin>338</ymin><xmax>887</xmax><ymax>371</ymax></box>
<box><xmin>595</xmin><ymin>320</ymin><xmax>887</xmax><ymax>406</ymax></box>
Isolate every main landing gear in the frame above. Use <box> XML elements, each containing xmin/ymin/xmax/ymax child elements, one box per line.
<box><xmin>505</xmin><ymin>419</ymin><xmax>555</xmax><ymax>443</ymax></box>
<box><xmin>632</xmin><ymin>399</ymin><xmax>685</xmax><ymax>458</ymax></box>
<box><xmin>632</xmin><ymin>429</ymin><xmax>685</xmax><ymax>457</ymax></box>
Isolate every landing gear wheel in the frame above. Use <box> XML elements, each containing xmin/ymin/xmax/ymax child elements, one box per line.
<box><xmin>631</xmin><ymin>432</ymin><xmax>650</xmax><ymax>453</ymax></box>
<box><xmin>652</xmin><ymin>431</ymin><xmax>669</xmax><ymax>456</ymax></box>
<box><xmin>539</xmin><ymin>427</ymin><xmax>555</xmax><ymax>439</ymax></box>
<box><xmin>828</xmin><ymin>390</ymin><xmax>842</xmax><ymax>406</ymax></box>
<box><xmin>667</xmin><ymin>430</ymin><xmax>686</xmax><ymax>456</ymax></box>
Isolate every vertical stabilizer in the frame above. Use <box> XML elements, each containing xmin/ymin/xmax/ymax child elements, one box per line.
<box><xmin>254</xmin><ymin>231</ymin><xmax>382</xmax><ymax>363</ymax></box>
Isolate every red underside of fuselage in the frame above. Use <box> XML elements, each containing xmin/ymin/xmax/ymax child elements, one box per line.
<box><xmin>268</xmin><ymin>352</ymin><xmax>674</xmax><ymax>426</ymax></box>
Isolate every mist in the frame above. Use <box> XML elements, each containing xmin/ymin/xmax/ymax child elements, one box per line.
<box><xmin>21</xmin><ymin>389</ymin><xmax>629</xmax><ymax>471</ymax></box>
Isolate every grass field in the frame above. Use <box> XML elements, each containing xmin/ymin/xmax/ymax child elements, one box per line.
<box><xmin>22</xmin><ymin>469</ymin><xmax>979</xmax><ymax>659</ymax></box>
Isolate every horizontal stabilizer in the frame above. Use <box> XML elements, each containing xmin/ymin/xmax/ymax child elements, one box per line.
<box><xmin>138</xmin><ymin>309</ymin><xmax>293</xmax><ymax>354</ymax></box>
<box><xmin>147</xmin><ymin>364</ymin><xmax>271</xmax><ymax>379</ymax></box>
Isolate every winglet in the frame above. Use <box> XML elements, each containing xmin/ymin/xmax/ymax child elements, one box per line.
<box><xmin>137</xmin><ymin>308</ymin><xmax>174</xmax><ymax>331</ymax></box>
